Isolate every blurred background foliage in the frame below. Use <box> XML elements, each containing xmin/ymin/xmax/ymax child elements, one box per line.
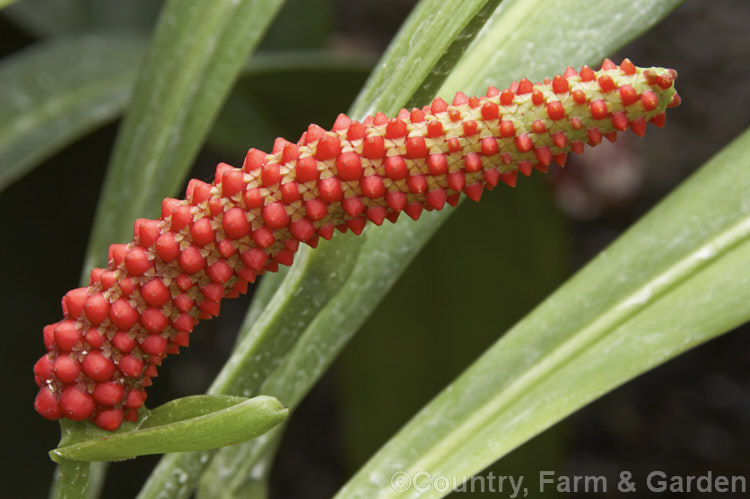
<box><xmin>1</xmin><ymin>0</ymin><xmax>749</xmax><ymax>498</ymax></box>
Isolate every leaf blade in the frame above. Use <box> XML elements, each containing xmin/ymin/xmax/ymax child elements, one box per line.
<box><xmin>3</xmin><ymin>0</ymin><xmax>163</xmax><ymax>36</ymax></box>
<box><xmin>0</xmin><ymin>0</ymin><xmax>20</xmax><ymax>10</ymax></box>
<box><xmin>0</xmin><ymin>33</ymin><xmax>144</xmax><ymax>191</ymax></box>
<box><xmin>336</xmin><ymin>127</ymin><xmax>750</xmax><ymax>497</ymax></box>
<box><xmin>51</xmin><ymin>395</ymin><xmax>287</xmax><ymax>462</ymax></box>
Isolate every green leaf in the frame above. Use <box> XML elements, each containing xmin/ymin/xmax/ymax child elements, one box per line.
<box><xmin>337</xmin><ymin>126</ymin><xmax>750</xmax><ymax>497</ymax></box>
<box><xmin>83</xmin><ymin>0</ymin><xmax>286</xmax><ymax>275</ymax></box>
<box><xmin>0</xmin><ymin>0</ymin><xmax>20</xmax><ymax>10</ymax></box>
<box><xmin>50</xmin><ymin>395</ymin><xmax>287</xmax><ymax>462</ymax></box>
<box><xmin>3</xmin><ymin>0</ymin><xmax>163</xmax><ymax>36</ymax></box>
<box><xmin>0</xmin><ymin>33</ymin><xmax>145</xmax><ymax>191</ymax></box>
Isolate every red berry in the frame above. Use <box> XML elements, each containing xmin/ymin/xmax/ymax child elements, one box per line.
<box><xmin>343</xmin><ymin>197</ymin><xmax>364</xmax><ymax>217</ymax></box>
<box><xmin>112</xmin><ymin>331</ymin><xmax>137</xmax><ymax>353</ymax></box>
<box><xmin>515</xmin><ymin>134</ymin><xmax>533</xmax><ymax>153</ymax></box>
<box><xmin>386</xmin><ymin>192</ymin><xmax>407</xmax><ymax>212</ymax></box>
<box><xmin>427</xmin><ymin>120</ymin><xmax>443</xmax><ymax>138</ymax></box>
<box><xmin>60</xmin><ymin>387</ymin><xmax>95</xmax><ymax>421</ymax></box>
<box><xmin>427</xmin><ymin>154</ymin><xmax>448</xmax><ymax>176</ymax></box>
<box><xmin>243</xmin><ymin>187</ymin><xmax>263</xmax><ymax>209</ymax></box>
<box><xmin>141</xmin><ymin>278</ymin><xmax>171</xmax><ymax>308</ymax></box>
<box><xmin>35</xmin><ymin>387</ymin><xmax>61</xmax><ymax>420</ymax></box>
<box><xmin>295</xmin><ymin>156</ymin><xmax>319</xmax><ymax>182</ymax></box>
<box><xmin>83</xmin><ymin>293</ymin><xmax>109</xmax><ymax>326</ymax></box>
<box><xmin>590</xmin><ymin>99</ymin><xmax>608</xmax><ymax>120</ymax></box>
<box><xmin>62</xmin><ymin>288</ymin><xmax>88</xmax><ymax>319</ymax></box>
<box><xmin>93</xmin><ymin>382</ymin><xmax>125</xmax><ymax>406</ymax></box>
<box><xmin>552</xmin><ymin>75</ymin><xmax>569</xmax><ymax>94</ymax></box>
<box><xmin>336</xmin><ymin>152</ymin><xmax>363</xmax><ymax>181</ymax></box>
<box><xmin>290</xmin><ymin>219</ymin><xmax>315</xmax><ymax>242</ymax></box>
<box><xmin>546</xmin><ymin>101</ymin><xmax>565</xmax><ymax>121</ymax></box>
<box><xmin>598</xmin><ymin>74</ymin><xmax>615</xmax><ymax>92</ymax></box>
<box><xmin>385</xmin><ymin>119</ymin><xmax>408</xmax><ymax>139</ymax></box>
<box><xmin>110</xmin><ymin>298</ymin><xmax>139</xmax><ymax>330</ymax></box>
<box><xmin>361</xmin><ymin>176</ymin><xmax>386</xmax><ymax>199</ymax></box>
<box><xmin>54</xmin><ymin>320</ymin><xmax>80</xmax><ymax>352</ymax></box>
<box><xmin>82</xmin><ymin>351</ymin><xmax>115</xmax><ymax>382</ymax></box>
<box><xmin>125</xmin><ymin>389</ymin><xmax>146</xmax><ymax>409</ymax></box>
<box><xmin>187</xmin><ymin>180</ymin><xmax>212</xmax><ymax>206</ymax></box>
<box><xmin>262</xmin><ymin>202</ymin><xmax>290</xmax><ymax>229</ymax></box>
<box><xmin>619</xmin><ymin>84</ymin><xmax>638</xmax><ymax>106</ymax></box>
<box><xmin>305</xmin><ymin>199</ymin><xmax>327</xmax><ymax>221</ymax></box>
<box><xmin>362</xmin><ymin>136</ymin><xmax>385</xmax><ymax>159</ymax></box>
<box><xmin>95</xmin><ymin>409</ymin><xmax>124</xmax><ymax>431</ymax></box>
<box><xmin>480</xmin><ymin>137</ymin><xmax>499</xmax><ymax>156</ymax></box>
<box><xmin>141</xmin><ymin>334</ymin><xmax>168</xmax><ymax>356</ymax></box>
<box><xmin>155</xmin><ymin>232</ymin><xmax>179</xmax><ymax>262</ymax></box>
<box><xmin>179</xmin><ymin>246</ymin><xmax>206</xmax><ymax>274</ymax></box>
<box><xmin>641</xmin><ymin>90</ymin><xmax>659</xmax><ymax>111</ymax></box>
<box><xmin>261</xmin><ymin>163</ymin><xmax>281</xmax><ymax>186</ymax></box>
<box><xmin>53</xmin><ymin>355</ymin><xmax>80</xmax><ymax>383</ymax></box>
<box><xmin>118</xmin><ymin>355</ymin><xmax>144</xmax><ymax>378</ymax></box>
<box><xmin>318</xmin><ymin>177</ymin><xmax>343</xmax><ymax>203</ymax></box>
<box><xmin>252</xmin><ymin>227</ymin><xmax>275</xmax><ymax>248</ymax></box>
<box><xmin>384</xmin><ymin>156</ymin><xmax>407</xmax><ymax>180</ymax></box>
<box><xmin>405</xmin><ymin>136</ymin><xmax>427</xmax><ymax>158</ymax></box>
<box><xmin>170</xmin><ymin>205</ymin><xmax>192</xmax><ymax>232</ymax></box>
<box><xmin>316</xmin><ymin>135</ymin><xmax>340</xmax><ymax>160</ymax></box>
<box><xmin>141</xmin><ymin>308</ymin><xmax>168</xmax><ymax>333</ymax></box>
<box><xmin>481</xmin><ymin>101</ymin><xmax>499</xmax><ymax>120</ymax></box>
<box><xmin>207</xmin><ymin>260</ymin><xmax>233</xmax><ymax>284</ymax></box>
<box><xmin>190</xmin><ymin>217</ymin><xmax>215</xmax><ymax>247</ymax></box>
<box><xmin>33</xmin><ymin>355</ymin><xmax>53</xmax><ymax>380</ymax></box>
<box><xmin>221</xmin><ymin>169</ymin><xmax>244</xmax><ymax>197</ymax></box>
<box><xmin>407</xmin><ymin>175</ymin><xmax>427</xmax><ymax>194</ymax></box>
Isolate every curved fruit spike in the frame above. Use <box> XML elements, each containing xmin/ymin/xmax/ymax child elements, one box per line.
<box><xmin>34</xmin><ymin>60</ymin><xmax>679</xmax><ymax>430</ymax></box>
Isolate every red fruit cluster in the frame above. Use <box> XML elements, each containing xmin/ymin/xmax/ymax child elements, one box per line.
<box><xmin>34</xmin><ymin>59</ymin><xmax>679</xmax><ymax>430</ymax></box>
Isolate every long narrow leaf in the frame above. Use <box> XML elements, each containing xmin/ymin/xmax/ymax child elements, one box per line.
<box><xmin>83</xmin><ymin>0</ymin><xmax>285</xmax><ymax>274</ymax></box>
<box><xmin>0</xmin><ymin>33</ymin><xmax>144</xmax><ymax>191</ymax></box>
<box><xmin>338</xmin><ymin>126</ymin><xmax>750</xmax><ymax>497</ymax></box>
<box><xmin>0</xmin><ymin>0</ymin><xmax>20</xmax><ymax>10</ymax></box>
<box><xmin>196</xmin><ymin>0</ymin><xmax>683</xmax><ymax>496</ymax></box>
<box><xmin>3</xmin><ymin>0</ymin><xmax>163</xmax><ymax>36</ymax></box>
